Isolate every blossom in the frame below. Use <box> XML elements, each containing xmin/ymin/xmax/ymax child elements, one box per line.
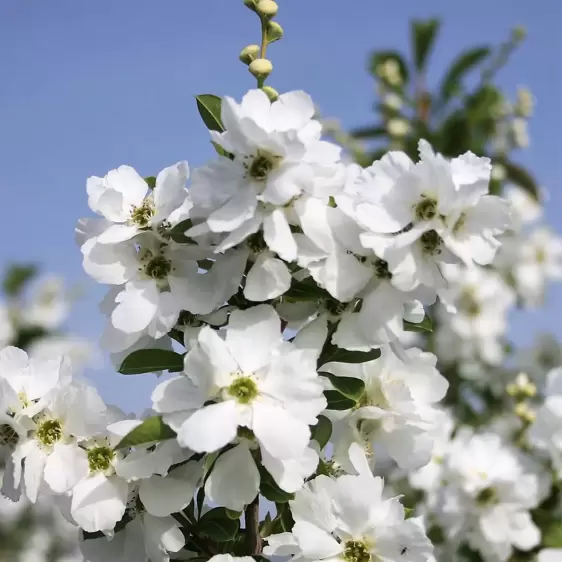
<box><xmin>264</xmin><ymin>473</ymin><xmax>433</xmax><ymax>562</ymax></box>
<box><xmin>86</xmin><ymin>161</ymin><xmax>190</xmax><ymax>245</ymax></box>
<box><xmin>188</xmin><ymin>89</ymin><xmax>342</xmax><ymax>264</ymax></box>
<box><xmin>325</xmin><ymin>346</ymin><xmax>448</xmax><ymax>471</ymax></box>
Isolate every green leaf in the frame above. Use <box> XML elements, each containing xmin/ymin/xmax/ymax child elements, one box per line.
<box><xmin>198</xmin><ymin>507</ymin><xmax>240</xmax><ymax>542</ymax></box>
<box><xmin>318</xmin><ymin>342</ymin><xmax>381</xmax><ymax>367</ymax></box>
<box><xmin>211</xmin><ymin>141</ymin><xmax>234</xmax><ymax>159</ymax></box>
<box><xmin>225</xmin><ymin>509</ymin><xmax>242</xmax><ymax>520</ymax></box>
<box><xmin>196</xmin><ymin>94</ymin><xmax>224</xmax><ymax>133</ymax></box>
<box><xmin>497</xmin><ymin>159</ymin><xmax>540</xmax><ymax>201</ymax></box>
<box><xmin>3</xmin><ymin>264</ymin><xmax>37</xmax><ymax>297</ymax></box>
<box><xmin>144</xmin><ymin>176</ymin><xmax>157</xmax><ymax>189</ymax></box>
<box><xmin>349</xmin><ymin>125</ymin><xmax>387</xmax><ymax>140</ymax></box>
<box><xmin>440</xmin><ymin>47</ymin><xmax>491</xmax><ymax>101</ymax></box>
<box><xmin>369</xmin><ymin>50</ymin><xmax>409</xmax><ymax>84</ymax></box>
<box><xmin>168</xmin><ymin>219</ymin><xmax>195</xmax><ymax>244</ymax></box>
<box><xmin>118</xmin><ymin>349</ymin><xmax>184</xmax><ymax>375</ymax></box>
<box><xmin>543</xmin><ymin>516</ymin><xmax>562</xmax><ymax>547</ymax></box>
<box><xmin>259</xmin><ymin>466</ymin><xmax>294</xmax><ymax>503</ymax></box>
<box><xmin>437</xmin><ymin>111</ymin><xmax>472</xmax><ymax>156</ymax></box>
<box><xmin>403</xmin><ymin>315</ymin><xmax>433</xmax><ymax>333</ymax></box>
<box><xmin>324</xmin><ymin>390</ymin><xmax>356</xmax><ymax>410</ymax></box>
<box><xmin>115</xmin><ymin>416</ymin><xmax>176</xmax><ymax>449</ymax></box>
<box><xmin>322</xmin><ymin>372</ymin><xmax>365</xmax><ymax>401</ymax></box>
<box><xmin>310</xmin><ymin>415</ymin><xmax>332</xmax><ymax>449</ymax></box>
<box><xmin>411</xmin><ymin>19</ymin><xmax>440</xmax><ymax>71</ymax></box>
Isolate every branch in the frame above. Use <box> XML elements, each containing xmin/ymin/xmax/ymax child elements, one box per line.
<box><xmin>245</xmin><ymin>495</ymin><xmax>262</xmax><ymax>555</ymax></box>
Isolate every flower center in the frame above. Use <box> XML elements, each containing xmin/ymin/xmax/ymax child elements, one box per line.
<box><xmin>476</xmin><ymin>486</ymin><xmax>498</xmax><ymax>506</ymax></box>
<box><xmin>0</xmin><ymin>424</ymin><xmax>19</xmax><ymax>447</ymax></box>
<box><xmin>228</xmin><ymin>376</ymin><xmax>259</xmax><ymax>404</ymax></box>
<box><xmin>536</xmin><ymin>248</ymin><xmax>546</xmax><ymax>264</ymax></box>
<box><xmin>343</xmin><ymin>539</ymin><xmax>372</xmax><ymax>562</ymax></box>
<box><xmin>144</xmin><ymin>256</ymin><xmax>172</xmax><ymax>280</ymax></box>
<box><xmin>420</xmin><ymin>229</ymin><xmax>443</xmax><ymax>256</ymax></box>
<box><xmin>458</xmin><ymin>290</ymin><xmax>480</xmax><ymax>317</ymax></box>
<box><xmin>36</xmin><ymin>419</ymin><xmax>63</xmax><ymax>447</ymax></box>
<box><xmin>414</xmin><ymin>197</ymin><xmax>437</xmax><ymax>221</ymax></box>
<box><xmin>88</xmin><ymin>446</ymin><xmax>115</xmax><ymax>473</ymax></box>
<box><xmin>130</xmin><ymin>199</ymin><xmax>154</xmax><ymax>227</ymax></box>
<box><xmin>245</xmin><ymin>150</ymin><xmax>281</xmax><ymax>182</ymax></box>
<box><xmin>373</xmin><ymin>258</ymin><xmax>392</xmax><ymax>280</ymax></box>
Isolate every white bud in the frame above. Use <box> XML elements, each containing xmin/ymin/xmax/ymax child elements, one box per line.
<box><xmin>382</xmin><ymin>93</ymin><xmax>403</xmax><ymax>111</ymax></box>
<box><xmin>511</xmin><ymin>117</ymin><xmax>530</xmax><ymax>148</ymax></box>
<box><xmin>387</xmin><ymin>118</ymin><xmax>410</xmax><ymax>137</ymax></box>
<box><xmin>256</xmin><ymin>0</ymin><xmax>278</xmax><ymax>17</ymax></box>
<box><xmin>239</xmin><ymin>44</ymin><xmax>260</xmax><ymax>65</ymax></box>
<box><xmin>491</xmin><ymin>163</ymin><xmax>506</xmax><ymax>181</ymax></box>
<box><xmin>515</xmin><ymin>87</ymin><xmax>534</xmax><ymax>118</ymax></box>
<box><xmin>249</xmin><ymin>58</ymin><xmax>273</xmax><ymax>79</ymax></box>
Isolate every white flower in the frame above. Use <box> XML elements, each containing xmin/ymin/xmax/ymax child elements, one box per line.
<box><xmin>79</xmin><ymin>489</ymin><xmax>186</xmax><ymax>562</ymax></box>
<box><xmin>538</xmin><ymin>549</ymin><xmax>562</xmax><ymax>562</ymax></box>
<box><xmin>21</xmin><ymin>276</ymin><xmax>70</xmax><ymax>330</ymax></box>
<box><xmin>86</xmin><ymin>161</ymin><xmax>190</xmax><ymax>244</ymax></box>
<box><xmin>264</xmin><ymin>473</ymin><xmax>433</xmax><ymax>562</ymax></box>
<box><xmin>152</xmin><ymin>304</ymin><xmax>325</xmax><ymax>478</ymax></box>
<box><xmin>188</xmin><ymin>89</ymin><xmax>342</xmax><ymax>263</ymax></box>
<box><xmin>528</xmin><ymin>367</ymin><xmax>562</xmax><ymax>477</ymax></box>
<box><xmin>338</xmin><ymin>141</ymin><xmax>509</xmax><ymax>293</ymax></box>
<box><xmin>435</xmin><ymin>430</ymin><xmax>548</xmax><ymax>561</ymax></box>
<box><xmin>505</xmin><ymin>186</ymin><xmax>542</xmax><ymax>229</ymax></box>
<box><xmin>325</xmin><ymin>346</ymin><xmax>448</xmax><ymax>471</ymax></box>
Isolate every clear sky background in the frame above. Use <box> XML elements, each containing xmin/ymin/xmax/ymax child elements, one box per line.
<box><xmin>1</xmin><ymin>0</ymin><xmax>560</xmax><ymax>412</ymax></box>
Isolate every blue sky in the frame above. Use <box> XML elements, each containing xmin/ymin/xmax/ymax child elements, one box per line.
<box><xmin>1</xmin><ymin>0</ymin><xmax>560</xmax><ymax>411</ymax></box>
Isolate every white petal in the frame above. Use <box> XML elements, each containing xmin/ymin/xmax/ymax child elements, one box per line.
<box><xmin>97</xmin><ymin>223</ymin><xmax>139</xmax><ymax>244</ymax></box>
<box><xmin>226</xmin><ymin>305</ymin><xmax>282</xmax><ymax>372</ymax></box>
<box><xmin>112</xmin><ymin>281</ymin><xmax>159</xmax><ymax>333</ymax></box>
<box><xmin>207</xmin><ymin>187</ymin><xmax>257</xmax><ymax>233</ymax></box>
<box><xmin>263</xmin><ymin>209</ymin><xmax>297</xmax><ymax>262</ymax></box>
<box><xmin>244</xmin><ymin>255</ymin><xmax>291</xmax><ymax>301</ymax></box>
<box><xmin>140</xmin><ymin>460</ymin><xmax>203</xmax><ymax>517</ymax></box>
<box><xmin>44</xmin><ymin>443</ymin><xmax>89</xmax><ymax>494</ymax></box>
<box><xmin>23</xmin><ymin>441</ymin><xmax>47</xmax><ymax>503</ymax></box>
<box><xmin>152</xmin><ymin>375</ymin><xmax>208</xmax><ymax>414</ymax></box>
<box><xmin>176</xmin><ymin>401</ymin><xmax>240</xmax><ymax>453</ymax></box>
<box><xmin>71</xmin><ymin>474</ymin><xmax>129</xmax><ymax>533</ymax></box>
<box><xmin>154</xmin><ymin>161</ymin><xmax>189</xmax><ymax>219</ymax></box>
<box><xmin>252</xmin><ymin>401</ymin><xmax>310</xmax><ymax>460</ymax></box>
<box><xmin>205</xmin><ymin>442</ymin><xmax>260</xmax><ymax>510</ymax></box>
<box><xmin>293</xmin><ymin>521</ymin><xmax>342</xmax><ymax>559</ymax></box>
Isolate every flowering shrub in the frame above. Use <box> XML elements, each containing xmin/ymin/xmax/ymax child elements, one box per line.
<box><xmin>1</xmin><ymin>4</ymin><xmax>561</xmax><ymax>562</ymax></box>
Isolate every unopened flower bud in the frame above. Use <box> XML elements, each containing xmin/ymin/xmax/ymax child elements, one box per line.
<box><xmin>256</xmin><ymin>0</ymin><xmax>278</xmax><ymax>17</ymax></box>
<box><xmin>239</xmin><ymin>44</ymin><xmax>260</xmax><ymax>65</ymax></box>
<box><xmin>244</xmin><ymin>0</ymin><xmax>258</xmax><ymax>12</ymax></box>
<box><xmin>514</xmin><ymin>402</ymin><xmax>535</xmax><ymax>423</ymax></box>
<box><xmin>249</xmin><ymin>58</ymin><xmax>273</xmax><ymax>79</ymax></box>
<box><xmin>266</xmin><ymin>21</ymin><xmax>284</xmax><ymax>43</ymax></box>
<box><xmin>512</xmin><ymin>25</ymin><xmax>527</xmax><ymax>42</ymax></box>
<box><xmin>262</xmin><ymin>85</ymin><xmax>279</xmax><ymax>102</ymax></box>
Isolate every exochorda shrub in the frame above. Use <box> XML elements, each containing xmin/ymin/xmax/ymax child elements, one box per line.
<box><xmin>1</xmin><ymin>4</ymin><xmax>561</xmax><ymax>562</ymax></box>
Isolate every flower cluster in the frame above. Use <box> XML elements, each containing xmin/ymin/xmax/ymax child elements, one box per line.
<box><xmin>4</xmin><ymin>5</ymin><xmax>562</xmax><ymax>562</ymax></box>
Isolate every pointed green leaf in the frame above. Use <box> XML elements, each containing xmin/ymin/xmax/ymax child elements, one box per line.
<box><xmin>196</xmin><ymin>94</ymin><xmax>224</xmax><ymax>133</ymax></box>
<box><xmin>168</xmin><ymin>219</ymin><xmax>195</xmax><ymax>244</ymax></box>
<box><xmin>198</xmin><ymin>507</ymin><xmax>240</xmax><ymax>542</ymax></box>
<box><xmin>118</xmin><ymin>349</ymin><xmax>184</xmax><ymax>375</ymax></box>
<box><xmin>350</xmin><ymin>125</ymin><xmax>388</xmax><ymax>139</ymax></box>
<box><xmin>3</xmin><ymin>264</ymin><xmax>37</xmax><ymax>297</ymax></box>
<box><xmin>404</xmin><ymin>315</ymin><xmax>433</xmax><ymax>333</ymax></box>
<box><xmin>211</xmin><ymin>141</ymin><xmax>234</xmax><ymax>159</ymax></box>
<box><xmin>115</xmin><ymin>416</ymin><xmax>176</xmax><ymax>449</ymax></box>
<box><xmin>318</xmin><ymin>342</ymin><xmax>381</xmax><ymax>367</ymax></box>
<box><xmin>310</xmin><ymin>415</ymin><xmax>332</xmax><ymax>449</ymax></box>
<box><xmin>411</xmin><ymin>19</ymin><xmax>440</xmax><ymax>71</ymax></box>
<box><xmin>144</xmin><ymin>176</ymin><xmax>157</xmax><ymax>189</ymax></box>
<box><xmin>322</xmin><ymin>372</ymin><xmax>365</xmax><ymax>401</ymax></box>
<box><xmin>440</xmin><ymin>47</ymin><xmax>491</xmax><ymax>101</ymax></box>
<box><xmin>324</xmin><ymin>390</ymin><xmax>356</xmax><ymax>410</ymax></box>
